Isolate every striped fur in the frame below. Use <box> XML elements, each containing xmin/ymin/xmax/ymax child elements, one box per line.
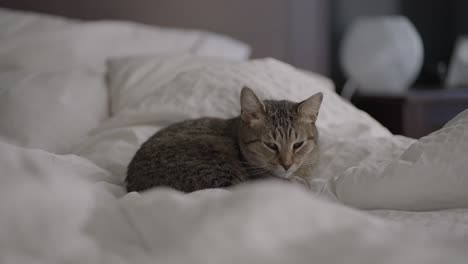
<box><xmin>126</xmin><ymin>87</ymin><xmax>322</xmax><ymax>193</ymax></box>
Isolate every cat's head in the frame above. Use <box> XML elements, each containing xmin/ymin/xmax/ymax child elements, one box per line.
<box><xmin>238</xmin><ymin>87</ymin><xmax>323</xmax><ymax>179</ymax></box>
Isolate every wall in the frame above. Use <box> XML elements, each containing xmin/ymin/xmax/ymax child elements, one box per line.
<box><xmin>0</xmin><ymin>0</ymin><xmax>332</xmax><ymax>75</ymax></box>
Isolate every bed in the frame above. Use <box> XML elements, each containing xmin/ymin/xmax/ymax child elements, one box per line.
<box><xmin>1</xmin><ymin>4</ymin><xmax>468</xmax><ymax>264</ymax></box>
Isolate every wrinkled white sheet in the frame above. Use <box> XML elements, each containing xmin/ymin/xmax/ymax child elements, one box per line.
<box><xmin>1</xmin><ymin>141</ymin><xmax>468</xmax><ymax>263</ymax></box>
<box><xmin>2</xmin><ymin>105</ymin><xmax>468</xmax><ymax>263</ymax></box>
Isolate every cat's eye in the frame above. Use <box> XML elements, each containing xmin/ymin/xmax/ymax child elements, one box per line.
<box><xmin>263</xmin><ymin>142</ymin><xmax>279</xmax><ymax>152</ymax></box>
<box><xmin>293</xmin><ymin>141</ymin><xmax>304</xmax><ymax>150</ymax></box>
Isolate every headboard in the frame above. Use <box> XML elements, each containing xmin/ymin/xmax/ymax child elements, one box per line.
<box><xmin>0</xmin><ymin>0</ymin><xmax>330</xmax><ymax>75</ymax></box>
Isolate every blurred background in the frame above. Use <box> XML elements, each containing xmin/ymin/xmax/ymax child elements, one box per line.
<box><xmin>331</xmin><ymin>0</ymin><xmax>468</xmax><ymax>90</ymax></box>
<box><xmin>330</xmin><ymin>0</ymin><xmax>468</xmax><ymax>138</ymax></box>
<box><xmin>2</xmin><ymin>0</ymin><xmax>468</xmax><ymax>138</ymax></box>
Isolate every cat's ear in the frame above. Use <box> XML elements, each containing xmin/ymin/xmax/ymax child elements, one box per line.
<box><xmin>297</xmin><ymin>92</ymin><xmax>323</xmax><ymax>123</ymax></box>
<box><xmin>240</xmin><ymin>86</ymin><xmax>265</xmax><ymax>125</ymax></box>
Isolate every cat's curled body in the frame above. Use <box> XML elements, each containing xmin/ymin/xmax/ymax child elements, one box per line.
<box><xmin>126</xmin><ymin>87</ymin><xmax>323</xmax><ymax>193</ymax></box>
<box><xmin>127</xmin><ymin>117</ymin><xmax>249</xmax><ymax>192</ymax></box>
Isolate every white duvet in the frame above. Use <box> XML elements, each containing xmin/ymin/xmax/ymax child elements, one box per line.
<box><xmin>2</xmin><ymin>56</ymin><xmax>468</xmax><ymax>263</ymax></box>
<box><xmin>2</xmin><ymin>142</ymin><xmax>468</xmax><ymax>264</ymax></box>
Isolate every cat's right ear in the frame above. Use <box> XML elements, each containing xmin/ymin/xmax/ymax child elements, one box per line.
<box><xmin>297</xmin><ymin>92</ymin><xmax>323</xmax><ymax>123</ymax></box>
<box><xmin>240</xmin><ymin>87</ymin><xmax>265</xmax><ymax>126</ymax></box>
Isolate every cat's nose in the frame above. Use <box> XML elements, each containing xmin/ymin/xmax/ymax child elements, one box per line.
<box><xmin>280</xmin><ymin>163</ymin><xmax>292</xmax><ymax>171</ymax></box>
<box><xmin>278</xmin><ymin>154</ymin><xmax>293</xmax><ymax>171</ymax></box>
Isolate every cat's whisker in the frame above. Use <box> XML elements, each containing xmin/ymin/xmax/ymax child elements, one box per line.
<box><xmin>238</xmin><ymin>161</ymin><xmax>266</xmax><ymax>167</ymax></box>
<box><xmin>248</xmin><ymin>170</ymin><xmax>271</xmax><ymax>176</ymax></box>
<box><xmin>243</xmin><ymin>166</ymin><xmax>269</xmax><ymax>170</ymax></box>
<box><xmin>299</xmin><ymin>158</ymin><xmax>318</xmax><ymax>164</ymax></box>
<box><xmin>243</xmin><ymin>166</ymin><xmax>268</xmax><ymax>170</ymax></box>
<box><xmin>247</xmin><ymin>171</ymin><xmax>271</xmax><ymax>177</ymax></box>
<box><xmin>245</xmin><ymin>167</ymin><xmax>268</xmax><ymax>171</ymax></box>
<box><xmin>299</xmin><ymin>159</ymin><xmax>319</xmax><ymax>166</ymax></box>
<box><xmin>246</xmin><ymin>168</ymin><xmax>269</xmax><ymax>174</ymax></box>
<box><xmin>299</xmin><ymin>156</ymin><xmax>319</xmax><ymax>163</ymax></box>
<box><xmin>241</xmin><ymin>164</ymin><xmax>271</xmax><ymax>170</ymax></box>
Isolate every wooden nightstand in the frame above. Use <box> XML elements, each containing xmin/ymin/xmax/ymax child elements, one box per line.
<box><xmin>351</xmin><ymin>88</ymin><xmax>468</xmax><ymax>138</ymax></box>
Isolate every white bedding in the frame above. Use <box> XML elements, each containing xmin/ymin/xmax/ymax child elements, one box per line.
<box><xmin>2</xmin><ymin>7</ymin><xmax>468</xmax><ymax>264</ymax></box>
<box><xmin>0</xmin><ymin>8</ymin><xmax>250</xmax><ymax>73</ymax></box>
<box><xmin>2</xmin><ymin>56</ymin><xmax>465</xmax><ymax>263</ymax></box>
<box><xmin>2</xmin><ymin>142</ymin><xmax>468</xmax><ymax>263</ymax></box>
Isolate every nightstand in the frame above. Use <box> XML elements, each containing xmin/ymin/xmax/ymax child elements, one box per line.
<box><xmin>351</xmin><ymin>88</ymin><xmax>468</xmax><ymax>138</ymax></box>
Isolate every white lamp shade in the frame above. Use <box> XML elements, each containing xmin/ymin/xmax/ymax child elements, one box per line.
<box><xmin>446</xmin><ymin>37</ymin><xmax>468</xmax><ymax>87</ymax></box>
<box><xmin>340</xmin><ymin>16</ymin><xmax>424</xmax><ymax>95</ymax></box>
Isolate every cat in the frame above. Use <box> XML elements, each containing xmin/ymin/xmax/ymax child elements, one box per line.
<box><xmin>126</xmin><ymin>87</ymin><xmax>323</xmax><ymax>193</ymax></box>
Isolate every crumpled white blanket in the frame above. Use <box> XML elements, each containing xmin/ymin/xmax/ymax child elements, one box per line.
<box><xmin>1</xmin><ymin>140</ymin><xmax>468</xmax><ymax>263</ymax></box>
<box><xmin>2</xmin><ymin>110</ymin><xmax>468</xmax><ymax>264</ymax></box>
<box><xmin>2</xmin><ymin>57</ymin><xmax>468</xmax><ymax>263</ymax></box>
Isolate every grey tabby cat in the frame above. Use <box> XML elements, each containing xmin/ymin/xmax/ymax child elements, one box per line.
<box><xmin>126</xmin><ymin>87</ymin><xmax>323</xmax><ymax>193</ymax></box>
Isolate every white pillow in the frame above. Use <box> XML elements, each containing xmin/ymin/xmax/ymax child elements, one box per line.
<box><xmin>0</xmin><ymin>70</ymin><xmax>108</xmax><ymax>154</ymax></box>
<box><xmin>335</xmin><ymin>109</ymin><xmax>468</xmax><ymax>211</ymax></box>
<box><xmin>75</xmin><ymin>56</ymin><xmax>392</xmax><ymax>185</ymax></box>
<box><xmin>107</xmin><ymin>55</ymin><xmax>389</xmax><ymax>139</ymax></box>
<box><xmin>0</xmin><ymin>7</ymin><xmax>72</xmax><ymax>39</ymax></box>
<box><xmin>0</xmin><ymin>8</ymin><xmax>251</xmax><ymax>73</ymax></box>
<box><xmin>107</xmin><ymin>54</ymin><xmax>239</xmax><ymax>114</ymax></box>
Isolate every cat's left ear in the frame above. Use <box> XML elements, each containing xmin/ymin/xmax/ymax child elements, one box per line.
<box><xmin>297</xmin><ymin>92</ymin><xmax>323</xmax><ymax>123</ymax></box>
<box><xmin>240</xmin><ymin>86</ymin><xmax>265</xmax><ymax>126</ymax></box>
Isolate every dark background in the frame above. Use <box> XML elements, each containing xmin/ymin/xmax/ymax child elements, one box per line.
<box><xmin>330</xmin><ymin>0</ymin><xmax>468</xmax><ymax>93</ymax></box>
<box><xmin>3</xmin><ymin>0</ymin><xmax>467</xmax><ymax>90</ymax></box>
